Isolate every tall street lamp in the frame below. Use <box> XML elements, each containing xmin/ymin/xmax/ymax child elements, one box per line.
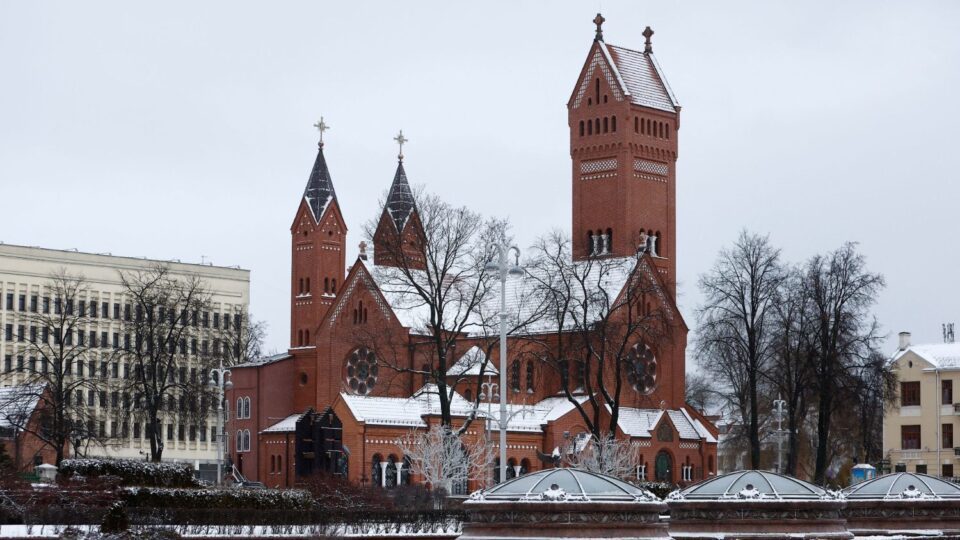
<box><xmin>209</xmin><ymin>359</ymin><xmax>233</xmax><ymax>485</ymax></box>
<box><xmin>485</xmin><ymin>243</ymin><xmax>524</xmax><ymax>483</ymax></box>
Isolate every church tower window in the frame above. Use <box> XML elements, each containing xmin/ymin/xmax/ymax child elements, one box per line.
<box><xmin>526</xmin><ymin>361</ymin><xmax>535</xmax><ymax>393</ymax></box>
<box><xmin>603</xmin><ymin>117</ymin><xmax>608</xmax><ymax>133</ymax></box>
<box><xmin>511</xmin><ymin>360</ymin><xmax>520</xmax><ymax>392</ymax></box>
<box><xmin>587</xmin><ymin>121</ymin><xmax>593</xmax><ymax>135</ymax></box>
<box><xmin>611</xmin><ymin>116</ymin><xmax>616</xmax><ymax>132</ymax></box>
<box><xmin>595</xmin><ymin>78</ymin><xmax>600</xmax><ymax>104</ymax></box>
<box><xmin>579</xmin><ymin>121</ymin><xmax>584</xmax><ymax>136</ymax></box>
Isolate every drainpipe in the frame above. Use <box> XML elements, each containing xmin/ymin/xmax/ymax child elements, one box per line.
<box><xmin>937</xmin><ymin>369</ymin><xmax>942</xmax><ymax>476</ymax></box>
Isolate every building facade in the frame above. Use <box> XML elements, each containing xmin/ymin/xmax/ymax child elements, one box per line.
<box><xmin>228</xmin><ymin>16</ymin><xmax>718</xmax><ymax>490</ymax></box>
<box><xmin>0</xmin><ymin>243</ymin><xmax>250</xmax><ymax>473</ymax></box>
<box><xmin>884</xmin><ymin>331</ymin><xmax>960</xmax><ymax>480</ymax></box>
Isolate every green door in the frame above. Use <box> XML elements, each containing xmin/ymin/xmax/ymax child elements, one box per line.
<box><xmin>655</xmin><ymin>451</ymin><xmax>672</xmax><ymax>482</ymax></box>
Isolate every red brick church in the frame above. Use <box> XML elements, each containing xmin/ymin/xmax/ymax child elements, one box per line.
<box><xmin>227</xmin><ymin>15</ymin><xmax>717</xmax><ymax>490</ymax></box>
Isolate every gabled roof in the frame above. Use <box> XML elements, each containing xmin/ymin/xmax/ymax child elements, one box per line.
<box><xmin>449</xmin><ymin>346</ymin><xmax>498</xmax><ymax>377</ymax></box>
<box><xmin>302</xmin><ymin>143</ymin><xmax>338</xmax><ymax>222</ymax></box>
<box><xmin>570</xmin><ymin>40</ymin><xmax>679</xmax><ymax>113</ymax></box>
<box><xmin>384</xmin><ymin>160</ymin><xmax>415</xmax><ymax>232</ymax></box>
<box><xmin>616</xmin><ymin>406</ymin><xmax>716</xmax><ymax>442</ymax></box>
<box><xmin>897</xmin><ymin>342</ymin><xmax>960</xmax><ymax>370</ymax></box>
<box><xmin>261</xmin><ymin>412</ymin><xmax>305</xmax><ymax>434</ymax></box>
<box><xmin>0</xmin><ymin>384</ymin><xmax>43</xmax><ymax>429</ymax></box>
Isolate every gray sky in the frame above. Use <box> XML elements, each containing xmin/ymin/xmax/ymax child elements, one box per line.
<box><xmin>2</xmin><ymin>1</ymin><xmax>959</xmax><ymax>358</ymax></box>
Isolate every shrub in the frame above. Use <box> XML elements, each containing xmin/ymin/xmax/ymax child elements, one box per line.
<box><xmin>122</xmin><ymin>487</ymin><xmax>316</xmax><ymax>511</ymax></box>
<box><xmin>636</xmin><ymin>481</ymin><xmax>676</xmax><ymax>499</ymax></box>
<box><xmin>59</xmin><ymin>460</ymin><xmax>200</xmax><ymax>488</ymax></box>
<box><xmin>101</xmin><ymin>501</ymin><xmax>130</xmax><ymax>533</ymax></box>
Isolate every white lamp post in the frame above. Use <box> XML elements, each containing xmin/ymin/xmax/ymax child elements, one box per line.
<box><xmin>773</xmin><ymin>394</ymin><xmax>787</xmax><ymax>474</ymax></box>
<box><xmin>484</xmin><ymin>243</ymin><xmax>524</xmax><ymax>483</ymax></box>
<box><xmin>209</xmin><ymin>359</ymin><xmax>233</xmax><ymax>485</ymax></box>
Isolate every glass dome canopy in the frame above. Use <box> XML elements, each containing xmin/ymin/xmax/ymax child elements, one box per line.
<box><xmin>470</xmin><ymin>468</ymin><xmax>658</xmax><ymax>502</ymax></box>
<box><xmin>844</xmin><ymin>472</ymin><xmax>960</xmax><ymax>500</ymax></box>
<box><xmin>669</xmin><ymin>470</ymin><xmax>832</xmax><ymax>501</ymax></box>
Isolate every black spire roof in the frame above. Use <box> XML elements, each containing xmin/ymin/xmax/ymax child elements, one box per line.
<box><xmin>384</xmin><ymin>160</ymin><xmax>415</xmax><ymax>231</ymax></box>
<box><xmin>302</xmin><ymin>143</ymin><xmax>337</xmax><ymax>221</ymax></box>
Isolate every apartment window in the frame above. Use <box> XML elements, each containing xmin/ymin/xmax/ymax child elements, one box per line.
<box><xmin>16</xmin><ymin>356</ymin><xmax>23</xmax><ymax>372</ymax></box>
<box><xmin>87</xmin><ymin>390</ymin><xmax>95</xmax><ymax>407</ymax></box>
<box><xmin>213</xmin><ymin>312</ymin><xmax>220</xmax><ymax>329</ymax></box>
<box><xmin>89</xmin><ymin>300</ymin><xmax>97</xmax><ymax>318</ymax></box>
<box><xmin>79</xmin><ymin>300</ymin><xmax>86</xmax><ymax>316</ymax></box>
<box><xmin>113</xmin><ymin>303</ymin><xmax>120</xmax><ymax>319</ymax></box>
<box><xmin>134</xmin><ymin>423</ymin><xmax>141</xmax><ymax>439</ymax></box>
<box><xmin>111</xmin><ymin>391</ymin><xmax>119</xmax><ymax>408</ymax></box>
<box><xmin>42</xmin><ymin>327</ymin><xmax>49</xmax><ymax>344</ymax></box>
<box><xmin>916</xmin><ymin>464</ymin><xmax>928</xmax><ymax>474</ymax></box>
<box><xmin>99</xmin><ymin>391</ymin><xmax>107</xmax><ymax>408</ymax></box>
<box><xmin>178</xmin><ymin>424</ymin><xmax>185</xmax><ymax>441</ymax></box>
<box><xmin>3</xmin><ymin>355</ymin><xmax>10</xmax><ymax>373</ymax></box>
<box><xmin>99</xmin><ymin>422</ymin><xmax>106</xmax><ymax>438</ymax></box>
<box><xmin>101</xmin><ymin>302</ymin><xmax>108</xmax><ymax>318</ymax></box>
<box><xmin>199</xmin><ymin>425</ymin><xmax>207</xmax><ymax>442</ymax></box>
<box><xmin>167</xmin><ymin>424</ymin><xmax>173</xmax><ymax>440</ymax></box>
<box><xmin>944</xmin><ymin>464</ymin><xmax>955</xmax><ymax>478</ymax></box>
<box><xmin>901</xmin><ymin>382</ymin><xmax>921</xmax><ymax>406</ymax></box>
<box><xmin>30</xmin><ymin>326</ymin><xmax>37</xmax><ymax>343</ymax></box>
<box><xmin>123</xmin><ymin>304</ymin><xmax>131</xmax><ymax>321</ymax></box>
<box><xmin>18</xmin><ymin>295</ymin><xmax>25</xmax><ymax>311</ymax></box>
<box><xmin>64</xmin><ymin>330</ymin><xmax>72</xmax><ymax>345</ymax></box>
<box><xmin>43</xmin><ymin>296</ymin><xmax>50</xmax><ymax>314</ymax></box>
<box><xmin>123</xmin><ymin>364</ymin><xmax>130</xmax><ymax>379</ymax></box>
<box><xmin>29</xmin><ymin>295</ymin><xmax>37</xmax><ymax>313</ymax></box>
<box><xmin>211</xmin><ymin>426</ymin><xmax>218</xmax><ymax>443</ymax></box>
<box><xmin>28</xmin><ymin>357</ymin><xmax>36</xmax><ymax>373</ymax></box>
<box><xmin>945</xmin><ymin>424</ymin><xmax>954</xmax><ymax>449</ymax></box>
<box><xmin>4</xmin><ymin>324</ymin><xmax>11</xmax><ymax>341</ymax></box>
<box><xmin>5</xmin><ymin>293</ymin><xmax>12</xmax><ymax>310</ymax></box>
<box><xmin>945</xmin><ymin>380</ymin><xmax>954</xmax><ymax>405</ymax></box>
<box><xmin>901</xmin><ymin>425</ymin><xmax>921</xmax><ymax>450</ymax></box>
<box><xmin>113</xmin><ymin>333</ymin><xmax>119</xmax><ymax>349</ymax></box>
<box><xmin>17</xmin><ymin>325</ymin><xmax>24</xmax><ymax>342</ymax></box>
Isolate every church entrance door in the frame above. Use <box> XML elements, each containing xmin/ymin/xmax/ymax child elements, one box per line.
<box><xmin>655</xmin><ymin>451</ymin><xmax>672</xmax><ymax>482</ymax></box>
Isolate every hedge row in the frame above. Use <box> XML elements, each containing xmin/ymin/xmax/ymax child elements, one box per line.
<box><xmin>122</xmin><ymin>487</ymin><xmax>316</xmax><ymax>511</ymax></box>
<box><xmin>59</xmin><ymin>459</ymin><xmax>200</xmax><ymax>488</ymax></box>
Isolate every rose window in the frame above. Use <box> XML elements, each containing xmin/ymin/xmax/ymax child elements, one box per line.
<box><xmin>627</xmin><ymin>342</ymin><xmax>657</xmax><ymax>395</ymax></box>
<box><xmin>346</xmin><ymin>347</ymin><xmax>378</xmax><ymax>395</ymax></box>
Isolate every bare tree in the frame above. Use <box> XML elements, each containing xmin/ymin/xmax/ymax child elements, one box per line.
<box><xmin>684</xmin><ymin>371</ymin><xmax>716</xmax><ymax>414</ymax></box>
<box><xmin>696</xmin><ymin>230</ymin><xmax>784</xmax><ymax>469</ymax></box>
<box><xmin>844</xmin><ymin>351</ymin><xmax>897</xmax><ymax>464</ymax></box>
<box><xmin>525</xmin><ymin>231</ymin><xmax>673</xmax><ymax>442</ymax></box>
<box><xmin>565</xmin><ymin>433</ymin><xmax>639</xmax><ymax>481</ymax></box>
<box><xmin>396</xmin><ymin>425</ymin><xmax>494</xmax><ymax>496</ymax></box>
<box><xmin>803</xmin><ymin>242</ymin><xmax>884</xmax><ymax>484</ymax></box>
<box><xmin>364</xmin><ymin>190</ymin><xmax>509</xmax><ymax>432</ymax></box>
<box><xmin>115</xmin><ymin>264</ymin><xmax>217</xmax><ymax>462</ymax></box>
<box><xmin>218</xmin><ymin>309</ymin><xmax>266</xmax><ymax>366</ymax></box>
<box><xmin>0</xmin><ymin>270</ymin><xmax>108</xmax><ymax>466</ymax></box>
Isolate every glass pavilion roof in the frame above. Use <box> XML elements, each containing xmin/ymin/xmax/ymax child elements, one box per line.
<box><xmin>671</xmin><ymin>470</ymin><xmax>831</xmax><ymax>501</ymax></box>
<box><xmin>844</xmin><ymin>472</ymin><xmax>960</xmax><ymax>500</ymax></box>
<box><xmin>474</xmin><ymin>468</ymin><xmax>658</xmax><ymax>502</ymax></box>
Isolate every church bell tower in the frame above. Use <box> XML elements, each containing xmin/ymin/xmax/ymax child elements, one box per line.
<box><xmin>569</xmin><ymin>15</ymin><xmax>680</xmax><ymax>292</ymax></box>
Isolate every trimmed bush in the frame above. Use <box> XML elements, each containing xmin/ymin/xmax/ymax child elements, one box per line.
<box><xmin>122</xmin><ymin>487</ymin><xmax>316</xmax><ymax>511</ymax></box>
<box><xmin>637</xmin><ymin>481</ymin><xmax>677</xmax><ymax>499</ymax></box>
<box><xmin>101</xmin><ymin>502</ymin><xmax>130</xmax><ymax>533</ymax></box>
<box><xmin>60</xmin><ymin>460</ymin><xmax>200</xmax><ymax>488</ymax></box>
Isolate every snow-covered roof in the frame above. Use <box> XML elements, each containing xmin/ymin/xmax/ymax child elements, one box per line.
<box><xmin>448</xmin><ymin>346</ymin><xmax>498</xmax><ymax>377</ymax></box>
<box><xmin>899</xmin><ymin>343</ymin><xmax>960</xmax><ymax>370</ymax></box>
<box><xmin>616</xmin><ymin>406</ymin><xmax>716</xmax><ymax>443</ymax></box>
<box><xmin>340</xmin><ymin>393</ymin><xmax>428</xmax><ymax>428</ymax></box>
<box><xmin>234</xmin><ymin>352</ymin><xmax>292</xmax><ymax>369</ymax></box>
<box><xmin>0</xmin><ymin>385</ymin><xmax>43</xmax><ymax>429</ymax></box>
<box><xmin>302</xmin><ymin>143</ymin><xmax>337</xmax><ymax>222</ymax></box>
<box><xmin>604</xmin><ymin>43</ymin><xmax>679</xmax><ymax>112</ymax></box>
<box><xmin>261</xmin><ymin>413</ymin><xmax>304</xmax><ymax>434</ymax></box>
<box><xmin>384</xmin><ymin>161</ymin><xmax>415</xmax><ymax>232</ymax></box>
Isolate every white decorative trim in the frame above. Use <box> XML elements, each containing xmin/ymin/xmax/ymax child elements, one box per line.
<box><xmin>633</xmin><ymin>159</ymin><xmax>668</xmax><ymax>176</ymax></box>
<box><xmin>573</xmin><ymin>49</ymin><xmax>625</xmax><ymax>108</ymax></box>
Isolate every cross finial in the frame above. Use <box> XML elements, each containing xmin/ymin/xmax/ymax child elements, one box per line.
<box><xmin>394</xmin><ymin>129</ymin><xmax>408</xmax><ymax>162</ymax></box>
<box><xmin>643</xmin><ymin>26</ymin><xmax>654</xmax><ymax>53</ymax></box>
<box><xmin>593</xmin><ymin>13</ymin><xmax>605</xmax><ymax>41</ymax></box>
<box><xmin>313</xmin><ymin>117</ymin><xmax>330</xmax><ymax>147</ymax></box>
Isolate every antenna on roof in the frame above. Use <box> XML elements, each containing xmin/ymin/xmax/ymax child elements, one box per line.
<box><xmin>944</xmin><ymin>323</ymin><xmax>955</xmax><ymax>344</ymax></box>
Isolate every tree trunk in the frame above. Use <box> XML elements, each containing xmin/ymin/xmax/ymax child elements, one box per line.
<box><xmin>814</xmin><ymin>373</ymin><xmax>832</xmax><ymax>484</ymax></box>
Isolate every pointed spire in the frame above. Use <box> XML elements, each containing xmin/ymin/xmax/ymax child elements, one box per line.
<box><xmin>385</xmin><ymin>159</ymin><xmax>415</xmax><ymax>232</ymax></box>
<box><xmin>593</xmin><ymin>13</ymin><xmax>605</xmax><ymax>42</ymax></box>
<box><xmin>303</xmin><ymin>119</ymin><xmax>337</xmax><ymax>221</ymax></box>
<box><xmin>643</xmin><ymin>26</ymin><xmax>654</xmax><ymax>54</ymax></box>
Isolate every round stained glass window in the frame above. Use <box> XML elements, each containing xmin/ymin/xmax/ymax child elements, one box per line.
<box><xmin>627</xmin><ymin>342</ymin><xmax>657</xmax><ymax>395</ymax></box>
<box><xmin>346</xmin><ymin>348</ymin><xmax>378</xmax><ymax>396</ymax></box>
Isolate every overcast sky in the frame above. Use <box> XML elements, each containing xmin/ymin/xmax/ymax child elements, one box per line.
<box><xmin>2</xmin><ymin>1</ymin><xmax>958</xmax><ymax>360</ymax></box>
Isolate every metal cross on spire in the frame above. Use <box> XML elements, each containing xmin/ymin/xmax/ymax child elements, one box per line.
<box><xmin>643</xmin><ymin>26</ymin><xmax>654</xmax><ymax>53</ymax></box>
<box><xmin>394</xmin><ymin>130</ymin><xmax>408</xmax><ymax>162</ymax></box>
<box><xmin>593</xmin><ymin>13</ymin><xmax>605</xmax><ymax>41</ymax></box>
<box><xmin>313</xmin><ymin>117</ymin><xmax>330</xmax><ymax>146</ymax></box>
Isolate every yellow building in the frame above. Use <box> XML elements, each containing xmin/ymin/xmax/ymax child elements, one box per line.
<box><xmin>884</xmin><ymin>331</ymin><xmax>960</xmax><ymax>479</ymax></box>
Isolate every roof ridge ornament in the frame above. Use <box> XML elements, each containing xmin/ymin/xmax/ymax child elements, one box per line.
<box><xmin>394</xmin><ymin>129</ymin><xmax>408</xmax><ymax>162</ymax></box>
<box><xmin>593</xmin><ymin>13</ymin><xmax>605</xmax><ymax>42</ymax></box>
<box><xmin>643</xmin><ymin>26</ymin><xmax>654</xmax><ymax>54</ymax></box>
<box><xmin>313</xmin><ymin>116</ymin><xmax>330</xmax><ymax>148</ymax></box>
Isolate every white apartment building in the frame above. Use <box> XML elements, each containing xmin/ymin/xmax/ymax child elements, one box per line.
<box><xmin>0</xmin><ymin>243</ymin><xmax>249</xmax><ymax>476</ymax></box>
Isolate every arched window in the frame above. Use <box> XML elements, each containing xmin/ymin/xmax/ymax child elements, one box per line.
<box><xmin>594</xmin><ymin>118</ymin><xmax>600</xmax><ymax>134</ymax></box>
<box><xmin>595</xmin><ymin>78</ymin><xmax>600</xmax><ymax>104</ymax></box>
<box><xmin>606</xmin><ymin>228</ymin><xmax>613</xmax><ymax>254</ymax></box>
<box><xmin>587</xmin><ymin>120</ymin><xmax>593</xmax><ymax>135</ymax></box>
<box><xmin>305</xmin><ymin>329</ymin><xmax>310</xmax><ymax>344</ymax></box>
<box><xmin>236</xmin><ymin>398</ymin><xmax>243</xmax><ymax>419</ymax></box>
<box><xmin>603</xmin><ymin>94</ymin><xmax>608</xmax><ymax>104</ymax></box>
<box><xmin>665</xmin><ymin>124</ymin><xmax>670</xmax><ymax>139</ymax></box>
<box><xmin>575</xmin><ymin>360</ymin><xmax>586</xmax><ymax>390</ymax></box>
<box><xmin>640</xmin><ymin>117</ymin><xmax>645</xmax><ymax>134</ymax></box>
<box><xmin>507</xmin><ymin>458</ymin><xmax>517</xmax><ymax>479</ymax></box>
<box><xmin>243</xmin><ymin>430</ymin><xmax>251</xmax><ymax>452</ymax></box>
<box><xmin>401</xmin><ymin>456</ymin><xmax>411</xmax><ymax>485</ymax></box>
<box><xmin>520</xmin><ymin>458</ymin><xmax>531</xmax><ymax>475</ymax></box>
<box><xmin>371</xmin><ymin>454</ymin><xmax>383</xmax><ymax>487</ymax></box>
<box><xmin>611</xmin><ymin>116</ymin><xmax>617</xmax><ymax>132</ymax></box>
<box><xmin>579</xmin><ymin>120</ymin><xmax>584</xmax><ymax>137</ymax></box>
<box><xmin>647</xmin><ymin>119</ymin><xmax>652</xmax><ymax>135</ymax></box>
<box><xmin>526</xmin><ymin>361</ymin><xmax>535</xmax><ymax>393</ymax></box>
<box><xmin>603</xmin><ymin>117</ymin><xmax>608</xmax><ymax>133</ymax></box>
<box><xmin>331</xmin><ymin>279</ymin><xmax>336</xmax><ymax>292</ymax></box>
<box><xmin>586</xmin><ymin>230</ymin><xmax>594</xmax><ymax>256</ymax></box>
<box><xmin>270</xmin><ymin>455</ymin><xmax>275</xmax><ymax>473</ymax></box>
<box><xmin>511</xmin><ymin>360</ymin><xmax>520</xmax><ymax>392</ymax></box>
<box><xmin>277</xmin><ymin>455</ymin><xmax>282</xmax><ymax>474</ymax></box>
<box><xmin>305</xmin><ymin>278</ymin><xmax>310</xmax><ymax>293</ymax></box>
<box><xmin>235</xmin><ymin>430</ymin><xmax>242</xmax><ymax>452</ymax></box>
<box><xmin>244</xmin><ymin>397</ymin><xmax>251</xmax><ymax>419</ymax></box>
<box><xmin>385</xmin><ymin>455</ymin><xmax>398</xmax><ymax>488</ymax></box>
<box><xmin>324</xmin><ymin>278</ymin><xmax>329</xmax><ymax>293</ymax></box>
<box><xmin>655</xmin><ymin>231</ymin><xmax>662</xmax><ymax>257</ymax></box>
<box><xmin>635</xmin><ymin>116</ymin><xmax>639</xmax><ymax>133</ymax></box>
<box><xmin>363</xmin><ymin>308</ymin><xmax>368</xmax><ymax>323</ymax></box>
<box><xmin>464</xmin><ymin>388</ymin><xmax>473</xmax><ymax>402</ymax></box>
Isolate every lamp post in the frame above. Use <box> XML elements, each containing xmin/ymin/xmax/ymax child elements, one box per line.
<box><xmin>484</xmin><ymin>243</ymin><xmax>524</xmax><ymax>483</ymax></box>
<box><xmin>773</xmin><ymin>394</ymin><xmax>786</xmax><ymax>474</ymax></box>
<box><xmin>209</xmin><ymin>359</ymin><xmax>233</xmax><ymax>485</ymax></box>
